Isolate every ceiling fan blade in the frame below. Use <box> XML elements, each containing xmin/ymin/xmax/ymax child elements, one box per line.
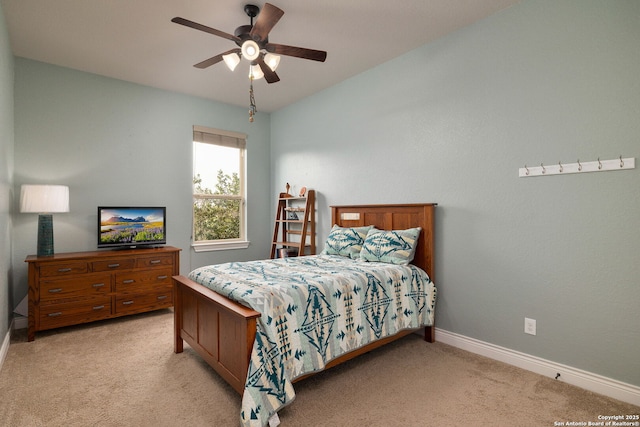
<box><xmin>249</xmin><ymin>3</ymin><xmax>284</xmax><ymax>42</ymax></box>
<box><xmin>257</xmin><ymin>57</ymin><xmax>280</xmax><ymax>84</ymax></box>
<box><xmin>266</xmin><ymin>43</ymin><xmax>327</xmax><ymax>62</ymax></box>
<box><xmin>171</xmin><ymin>17</ymin><xmax>240</xmax><ymax>43</ymax></box>
<box><xmin>194</xmin><ymin>48</ymin><xmax>241</xmax><ymax>69</ymax></box>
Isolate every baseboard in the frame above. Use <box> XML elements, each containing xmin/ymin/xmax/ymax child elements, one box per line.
<box><xmin>435</xmin><ymin>328</ymin><xmax>640</xmax><ymax>407</ymax></box>
<box><xmin>0</xmin><ymin>320</ymin><xmax>13</xmax><ymax>372</ymax></box>
<box><xmin>13</xmin><ymin>316</ymin><xmax>27</xmax><ymax>330</ymax></box>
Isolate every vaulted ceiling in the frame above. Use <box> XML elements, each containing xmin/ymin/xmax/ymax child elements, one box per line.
<box><xmin>1</xmin><ymin>0</ymin><xmax>519</xmax><ymax>112</ymax></box>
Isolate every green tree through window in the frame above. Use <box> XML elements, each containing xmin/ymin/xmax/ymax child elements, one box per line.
<box><xmin>192</xmin><ymin>126</ymin><xmax>246</xmax><ymax>248</ymax></box>
<box><xmin>193</xmin><ymin>171</ymin><xmax>241</xmax><ymax>240</ymax></box>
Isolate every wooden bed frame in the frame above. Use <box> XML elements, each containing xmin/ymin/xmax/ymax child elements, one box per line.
<box><xmin>173</xmin><ymin>203</ymin><xmax>436</xmax><ymax>395</ymax></box>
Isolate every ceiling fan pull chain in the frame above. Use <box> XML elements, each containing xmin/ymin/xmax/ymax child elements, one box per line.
<box><xmin>249</xmin><ymin>77</ymin><xmax>257</xmax><ymax>122</ymax></box>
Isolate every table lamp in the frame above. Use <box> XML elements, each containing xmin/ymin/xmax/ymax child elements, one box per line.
<box><xmin>20</xmin><ymin>185</ymin><xmax>70</xmax><ymax>256</ymax></box>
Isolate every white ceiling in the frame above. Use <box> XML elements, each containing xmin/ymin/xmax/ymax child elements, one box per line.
<box><xmin>1</xmin><ymin>0</ymin><xmax>519</xmax><ymax>112</ymax></box>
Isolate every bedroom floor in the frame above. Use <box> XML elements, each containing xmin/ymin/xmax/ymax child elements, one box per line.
<box><xmin>2</xmin><ymin>310</ymin><xmax>638</xmax><ymax>426</ymax></box>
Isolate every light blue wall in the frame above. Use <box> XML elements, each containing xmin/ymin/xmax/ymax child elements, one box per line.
<box><xmin>271</xmin><ymin>0</ymin><xmax>640</xmax><ymax>386</ymax></box>
<box><xmin>12</xmin><ymin>59</ymin><xmax>273</xmax><ymax>308</ymax></box>
<box><xmin>0</xmin><ymin>2</ymin><xmax>15</xmax><ymax>337</ymax></box>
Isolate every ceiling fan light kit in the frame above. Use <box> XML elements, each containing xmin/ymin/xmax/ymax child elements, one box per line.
<box><xmin>172</xmin><ymin>3</ymin><xmax>327</xmax><ymax>122</ymax></box>
<box><xmin>241</xmin><ymin>40</ymin><xmax>260</xmax><ymax>61</ymax></box>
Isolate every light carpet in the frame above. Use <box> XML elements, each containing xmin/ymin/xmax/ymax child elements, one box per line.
<box><xmin>1</xmin><ymin>310</ymin><xmax>637</xmax><ymax>426</ymax></box>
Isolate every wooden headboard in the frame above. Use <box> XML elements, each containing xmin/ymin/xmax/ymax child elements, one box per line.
<box><xmin>331</xmin><ymin>203</ymin><xmax>436</xmax><ymax>281</ymax></box>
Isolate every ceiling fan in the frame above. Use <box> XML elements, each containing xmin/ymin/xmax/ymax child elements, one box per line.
<box><xmin>171</xmin><ymin>3</ymin><xmax>327</xmax><ymax>84</ymax></box>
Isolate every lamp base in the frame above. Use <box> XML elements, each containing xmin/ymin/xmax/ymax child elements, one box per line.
<box><xmin>37</xmin><ymin>214</ymin><xmax>54</xmax><ymax>257</ymax></box>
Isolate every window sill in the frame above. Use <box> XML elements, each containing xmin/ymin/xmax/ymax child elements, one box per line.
<box><xmin>192</xmin><ymin>240</ymin><xmax>250</xmax><ymax>252</ymax></box>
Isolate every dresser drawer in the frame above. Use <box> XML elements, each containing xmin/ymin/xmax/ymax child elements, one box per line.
<box><xmin>135</xmin><ymin>254</ymin><xmax>174</xmax><ymax>269</ymax></box>
<box><xmin>115</xmin><ymin>268</ymin><xmax>173</xmax><ymax>293</ymax></box>
<box><xmin>115</xmin><ymin>289</ymin><xmax>173</xmax><ymax>314</ymax></box>
<box><xmin>39</xmin><ymin>297</ymin><xmax>112</xmax><ymax>330</ymax></box>
<box><xmin>39</xmin><ymin>261</ymin><xmax>88</xmax><ymax>277</ymax></box>
<box><xmin>92</xmin><ymin>258</ymin><xmax>135</xmax><ymax>272</ymax></box>
<box><xmin>40</xmin><ymin>273</ymin><xmax>111</xmax><ymax>302</ymax></box>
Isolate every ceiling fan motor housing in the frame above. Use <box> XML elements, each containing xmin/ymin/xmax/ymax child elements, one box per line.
<box><xmin>234</xmin><ymin>24</ymin><xmax>253</xmax><ymax>40</ymax></box>
<box><xmin>235</xmin><ymin>5</ymin><xmax>268</xmax><ymax>45</ymax></box>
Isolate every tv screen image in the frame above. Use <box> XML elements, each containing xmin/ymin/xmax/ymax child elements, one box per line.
<box><xmin>98</xmin><ymin>207</ymin><xmax>166</xmax><ymax>248</ymax></box>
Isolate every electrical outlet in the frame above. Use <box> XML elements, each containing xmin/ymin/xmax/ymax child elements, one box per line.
<box><xmin>525</xmin><ymin>317</ymin><xmax>536</xmax><ymax>335</ymax></box>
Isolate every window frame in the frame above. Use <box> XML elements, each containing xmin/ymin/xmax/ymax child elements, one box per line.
<box><xmin>191</xmin><ymin>125</ymin><xmax>249</xmax><ymax>252</ymax></box>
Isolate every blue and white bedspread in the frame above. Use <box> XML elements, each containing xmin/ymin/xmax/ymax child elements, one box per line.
<box><xmin>189</xmin><ymin>254</ymin><xmax>437</xmax><ymax>427</ymax></box>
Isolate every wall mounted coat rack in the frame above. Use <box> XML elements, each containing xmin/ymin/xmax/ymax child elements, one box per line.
<box><xmin>519</xmin><ymin>156</ymin><xmax>635</xmax><ymax>178</ymax></box>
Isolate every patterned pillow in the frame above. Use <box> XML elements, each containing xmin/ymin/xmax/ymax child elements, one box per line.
<box><xmin>359</xmin><ymin>227</ymin><xmax>422</xmax><ymax>265</ymax></box>
<box><xmin>321</xmin><ymin>225</ymin><xmax>373</xmax><ymax>259</ymax></box>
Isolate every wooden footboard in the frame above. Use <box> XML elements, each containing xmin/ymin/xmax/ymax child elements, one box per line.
<box><xmin>173</xmin><ymin>274</ymin><xmax>260</xmax><ymax>394</ymax></box>
<box><xmin>174</xmin><ymin>273</ymin><xmax>434</xmax><ymax>394</ymax></box>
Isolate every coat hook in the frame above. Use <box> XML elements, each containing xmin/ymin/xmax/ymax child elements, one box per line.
<box><xmin>524</xmin><ymin>165</ymin><xmax>530</xmax><ymax>176</ymax></box>
<box><xmin>598</xmin><ymin>157</ymin><xmax>602</xmax><ymax>170</ymax></box>
<box><xmin>558</xmin><ymin>161</ymin><xmax>563</xmax><ymax>173</ymax></box>
<box><xmin>577</xmin><ymin>159</ymin><xmax>582</xmax><ymax>172</ymax></box>
<box><xmin>541</xmin><ymin>163</ymin><xmax>546</xmax><ymax>174</ymax></box>
<box><xmin>620</xmin><ymin>155</ymin><xmax>624</xmax><ymax>168</ymax></box>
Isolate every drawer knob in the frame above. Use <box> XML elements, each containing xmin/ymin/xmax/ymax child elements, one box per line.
<box><xmin>48</xmin><ymin>288</ymin><xmax>63</xmax><ymax>293</ymax></box>
<box><xmin>122</xmin><ymin>300</ymin><xmax>134</xmax><ymax>305</ymax></box>
<box><xmin>48</xmin><ymin>312</ymin><xmax>62</xmax><ymax>317</ymax></box>
<box><xmin>108</xmin><ymin>263</ymin><xmax>120</xmax><ymax>268</ymax></box>
<box><xmin>150</xmin><ymin>260</ymin><xmax>161</xmax><ymax>264</ymax></box>
<box><xmin>92</xmin><ymin>283</ymin><xmax>105</xmax><ymax>288</ymax></box>
<box><xmin>122</xmin><ymin>279</ymin><xmax>135</xmax><ymax>284</ymax></box>
<box><xmin>157</xmin><ymin>275</ymin><xmax>168</xmax><ymax>280</ymax></box>
<box><xmin>157</xmin><ymin>295</ymin><xmax>168</xmax><ymax>300</ymax></box>
<box><xmin>92</xmin><ymin>305</ymin><xmax>105</xmax><ymax>310</ymax></box>
<box><xmin>57</xmin><ymin>268</ymin><xmax>72</xmax><ymax>273</ymax></box>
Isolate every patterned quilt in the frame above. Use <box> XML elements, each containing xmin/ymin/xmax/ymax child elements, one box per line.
<box><xmin>189</xmin><ymin>254</ymin><xmax>437</xmax><ymax>427</ymax></box>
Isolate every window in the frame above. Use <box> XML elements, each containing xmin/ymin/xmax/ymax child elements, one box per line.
<box><xmin>192</xmin><ymin>126</ymin><xmax>248</xmax><ymax>251</ymax></box>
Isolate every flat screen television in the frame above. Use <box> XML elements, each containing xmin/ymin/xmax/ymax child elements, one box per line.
<box><xmin>98</xmin><ymin>206</ymin><xmax>166</xmax><ymax>249</ymax></box>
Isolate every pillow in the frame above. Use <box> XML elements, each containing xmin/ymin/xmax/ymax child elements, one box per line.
<box><xmin>321</xmin><ymin>225</ymin><xmax>373</xmax><ymax>259</ymax></box>
<box><xmin>359</xmin><ymin>227</ymin><xmax>421</xmax><ymax>265</ymax></box>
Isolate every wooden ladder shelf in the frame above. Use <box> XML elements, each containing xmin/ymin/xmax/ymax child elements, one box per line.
<box><xmin>270</xmin><ymin>189</ymin><xmax>316</xmax><ymax>258</ymax></box>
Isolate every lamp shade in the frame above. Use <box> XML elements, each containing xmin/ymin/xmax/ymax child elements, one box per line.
<box><xmin>249</xmin><ymin>64</ymin><xmax>264</xmax><ymax>80</ymax></box>
<box><xmin>20</xmin><ymin>185</ymin><xmax>70</xmax><ymax>213</ymax></box>
<box><xmin>223</xmin><ymin>52</ymin><xmax>241</xmax><ymax>71</ymax></box>
<box><xmin>264</xmin><ymin>53</ymin><xmax>280</xmax><ymax>71</ymax></box>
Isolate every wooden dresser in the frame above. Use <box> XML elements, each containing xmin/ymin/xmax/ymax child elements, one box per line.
<box><xmin>25</xmin><ymin>246</ymin><xmax>181</xmax><ymax>341</ymax></box>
